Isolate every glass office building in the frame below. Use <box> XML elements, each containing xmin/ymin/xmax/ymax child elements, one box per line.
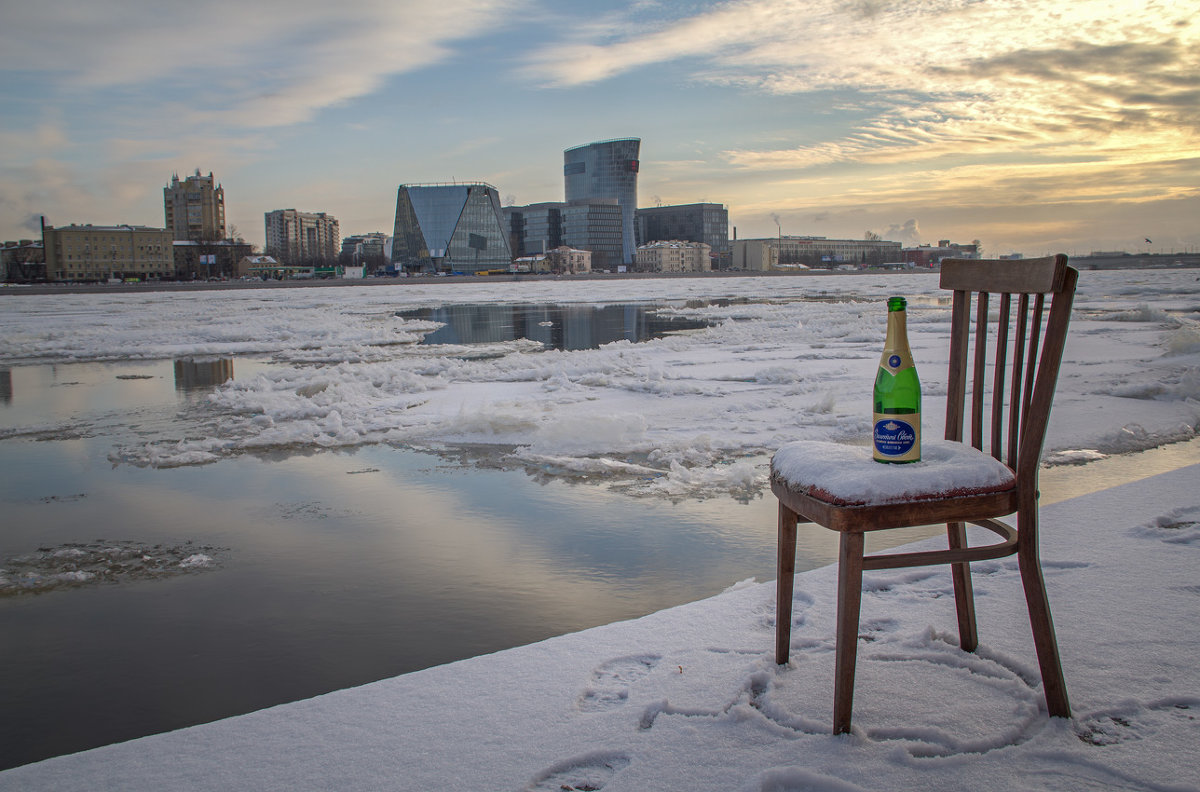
<box><xmin>505</xmin><ymin>200</ymin><xmax>624</xmax><ymax>271</ymax></box>
<box><xmin>563</xmin><ymin>138</ymin><xmax>640</xmax><ymax>265</ymax></box>
<box><xmin>391</xmin><ymin>183</ymin><xmax>511</xmax><ymax>274</ymax></box>
<box><xmin>636</xmin><ymin>203</ymin><xmax>729</xmax><ymax>268</ymax></box>
<box><xmin>561</xmin><ymin>200</ymin><xmax>623</xmax><ymax>271</ymax></box>
<box><xmin>503</xmin><ymin>202</ymin><xmax>565</xmax><ymax>257</ymax></box>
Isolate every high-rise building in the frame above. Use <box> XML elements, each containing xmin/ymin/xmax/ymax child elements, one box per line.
<box><xmin>636</xmin><ymin>203</ymin><xmax>728</xmax><ymax>268</ymax></box>
<box><xmin>264</xmin><ymin>209</ymin><xmax>340</xmax><ymax>265</ymax></box>
<box><xmin>561</xmin><ymin>200</ymin><xmax>623</xmax><ymax>271</ymax></box>
<box><xmin>164</xmin><ymin>170</ymin><xmax>226</xmax><ymax>242</ymax></box>
<box><xmin>503</xmin><ymin>202</ymin><xmax>566</xmax><ymax>257</ymax></box>
<box><xmin>505</xmin><ymin>200</ymin><xmax>624</xmax><ymax>271</ymax></box>
<box><xmin>391</xmin><ymin>183</ymin><xmax>511</xmax><ymax>274</ymax></box>
<box><xmin>563</xmin><ymin>138</ymin><xmax>640</xmax><ymax>265</ymax></box>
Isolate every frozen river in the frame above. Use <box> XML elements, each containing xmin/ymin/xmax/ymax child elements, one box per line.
<box><xmin>2</xmin><ymin>270</ymin><xmax>1198</xmax><ymax>769</ymax></box>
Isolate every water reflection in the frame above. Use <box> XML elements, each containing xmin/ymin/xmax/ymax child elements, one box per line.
<box><xmin>0</xmin><ymin>368</ymin><xmax>10</xmax><ymax>404</ymax></box>
<box><xmin>397</xmin><ymin>303</ymin><xmax>710</xmax><ymax>350</ymax></box>
<box><xmin>174</xmin><ymin>358</ymin><xmax>234</xmax><ymax>391</ymax></box>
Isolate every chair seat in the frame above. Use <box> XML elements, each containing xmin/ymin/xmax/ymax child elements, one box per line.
<box><xmin>771</xmin><ymin>438</ymin><xmax>1015</xmax><ymax>508</ymax></box>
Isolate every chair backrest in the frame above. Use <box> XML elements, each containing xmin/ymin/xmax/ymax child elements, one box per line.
<box><xmin>939</xmin><ymin>255</ymin><xmax>1078</xmax><ymax>490</ymax></box>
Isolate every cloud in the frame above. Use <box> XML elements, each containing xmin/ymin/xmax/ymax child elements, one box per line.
<box><xmin>884</xmin><ymin>219</ymin><xmax>922</xmax><ymax>245</ymax></box>
<box><xmin>520</xmin><ymin>0</ymin><xmax>781</xmax><ymax>87</ymax></box>
<box><xmin>1</xmin><ymin>0</ymin><xmax>519</xmax><ymax>129</ymax></box>
<box><xmin>525</xmin><ymin>0</ymin><xmax>1199</xmax><ymax>178</ymax></box>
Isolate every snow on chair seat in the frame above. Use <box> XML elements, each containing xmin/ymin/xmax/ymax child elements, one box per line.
<box><xmin>771</xmin><ymin>439</ymin><xmax>1015</xmax><ymax>508</ymax></box>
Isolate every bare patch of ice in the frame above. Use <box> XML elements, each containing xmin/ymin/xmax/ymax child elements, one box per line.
<box><xmin>0</xmin><ymin>540</ymin><xmax>227</xmax><ymax>596</ymax></box>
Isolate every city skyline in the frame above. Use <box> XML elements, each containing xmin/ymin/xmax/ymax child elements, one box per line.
<box><xmin>1</xmin><ymin>0</ymin><xmax>1197</xmax><ymax>257</ymax></box>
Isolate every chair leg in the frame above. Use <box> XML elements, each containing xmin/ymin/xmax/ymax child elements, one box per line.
<box><xmin>1017</xmin><ymin>542</ymin><xmax>1071</xmax><ymax>718</ymax></box>
<box><xmin>947</xmin><ymin>521</ymin><xmax>979</xmax><ymax>652</ymax></box>
<box><xmin>776</xmin><ymin>503</ymin><xmax>798</xmax><ymax>664</ymax></box>
<box><xmin>834</xmin><ymin>531</ymin><xmax>865</xmax><ymax>735</ymax></box>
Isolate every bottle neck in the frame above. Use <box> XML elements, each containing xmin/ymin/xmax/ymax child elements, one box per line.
<box><xmin>885</xmin><ymin>309</ymin><xmax>909</xmax><ymax>353</ymax></box>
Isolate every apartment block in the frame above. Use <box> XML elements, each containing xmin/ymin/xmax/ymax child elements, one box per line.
<box><xmin>43</xmin><ymin>223</ymin><xmax>173</xmax><ymax>281</ymax></box>
<box><xmin>547</xmin><ymin>246</ymin><xmax>592</xmax><ymax>274</ymax></box>
<box><xmin>340</xmin><ymin>232</ymin><xmax>389</xmax><ymax>267</ymax></box>
<box><xmin>635</xmin><ymin>239</ymin><xmax>712</xmax><ymax>273</ymax></box>
<box><xmin>265</xmin><ymin>209</ymin><xmax>340</xmax><ymax>265</ymax></box>
<box><xmin>2</xmin><ymin>239</ymin><xmax>45</xmax><ymax>283</ymax></box>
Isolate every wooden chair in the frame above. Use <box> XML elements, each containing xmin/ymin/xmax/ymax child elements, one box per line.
<box><xmin>771</xmin><ymin>254</ymin><xmax>1077</xmax><ymax>734</ymax></box>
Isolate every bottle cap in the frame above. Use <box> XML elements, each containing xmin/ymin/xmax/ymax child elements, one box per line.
<box><xmin>887</xmin><ymin>296</ymin><xmax>907</xmax><ymax>311</ymax></box>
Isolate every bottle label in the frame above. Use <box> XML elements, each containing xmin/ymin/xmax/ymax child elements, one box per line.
<box><xmin>873</xmin><ymin>414</ymin><xmax>920</xmax><ymax>461</ymax></box>
<box><xmin>883</xmin><ymin>348</ymin><xmax>914</xmax><ymax>373</ymax></box>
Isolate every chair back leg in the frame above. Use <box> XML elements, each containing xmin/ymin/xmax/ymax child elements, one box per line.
<box><xmin>776</xmin><ymin>503</ymin><xmax>799</xmax><ymax>664</ymax></box>
<box><xmin>947</xmin><ymin>521</ymin><xmax>979</xmax><ymax>651</ymax></box>
<box><xmin>834</xmin><ymin>532</ymin><xmax>866</xmax><ymax>734</ymax></box>
<box><xmin>1016</xmin><ymin>509</ymin><xmax>1071</xmax><ymax>716</ymax></box>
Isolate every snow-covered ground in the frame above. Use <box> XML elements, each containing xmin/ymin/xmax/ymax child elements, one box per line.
<box><xmin>3</xmin><ymin>271</ymin><xmax>1199</xmax><ymax>501</ymax></box>
<box><xmin>1</xmin><ymin>466</ymin><xmax>1197</xmax><ymax>791</ymax></box>
<box><xmin>1</xmin><ymin>270</ymin><xmax>1199</xmax><ymax>789</ymax></box>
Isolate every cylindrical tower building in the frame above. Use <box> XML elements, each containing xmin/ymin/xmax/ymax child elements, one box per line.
<box><xmin>563</xmin><ymin>138</ymin><xmax>640</xmax><ymax>265</ymax></box>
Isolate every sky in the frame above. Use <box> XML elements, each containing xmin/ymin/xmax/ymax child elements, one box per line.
<box><xmin>1</xmin><ymin>0</ymin><xmax>1198</xmax><ymax>257</ymax></box>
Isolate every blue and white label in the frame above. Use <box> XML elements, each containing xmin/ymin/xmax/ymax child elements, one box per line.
<box><xmin>874</xmin><ymin>418</ymin><xmax>918</xmax><ymax>457</ymax></box>
<box><xmin>888</xmin><ymin>354</ymin><xmax>902</xmax><ymax>369</ymax></box>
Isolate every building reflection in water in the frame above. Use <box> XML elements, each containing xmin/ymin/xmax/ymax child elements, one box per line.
<box><xmin>399</xmin><ymin>303</ymin><xmax>709</xmax><ymax>350</ymax></box>
<box><xmin>0</xmin><ymin>368</ymin><xmax>11</xmax><ymax>405</ymax></box>
<box><xmin>174</xmin><ymin>358</ymin><xmax>234</xmax><ymax>391</ymax></box>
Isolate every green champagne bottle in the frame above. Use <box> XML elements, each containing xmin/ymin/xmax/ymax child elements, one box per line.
<box><xmin>873</xmin><ymin>296</ymin><xmax>921</xmax><ymax>462</ymax></box>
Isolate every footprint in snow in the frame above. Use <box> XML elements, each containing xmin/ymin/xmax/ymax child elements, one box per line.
<box><xmin>1074</xmin><ymin>698</ymin><xmax>1200</xmax><ymax>748</ymax></box>
<box><xmin>756</xmin><ymin>587</ymin><xmax>812</xmax><ymax>631</ymax></box>
<box><xmin>857</xmin><ymin>617</ymin><xmax>899</xmax><ymax>643</ymax></box>
<box><xmin>1074</xmin><ymin>713</ymin><xmax>1140</xmax><ymax>746</ymax></box>
<box><xmin>578</xmin><ymin>655</ymin><xmax>661</xmax><ymax>712</ymax></box>
<box><xmin>743</xmin><ymin>767</ymin><xmax>870</xmax><ymax>792</ymax></box>
<box><xmin>1131</xmin><ymin>506</ymin><xmax>1200</xmax><ymax>545</ymax></box>
<box><xmin>524</xmin><ymin>751</ymin><xmax>631</xmax><ymax>791</ymax></box>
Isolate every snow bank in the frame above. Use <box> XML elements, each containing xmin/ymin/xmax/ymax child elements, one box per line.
<box><xmin>2</xmin><ymin>464</ymin><xmax>1197</xmax><ymax>791</ymax></box>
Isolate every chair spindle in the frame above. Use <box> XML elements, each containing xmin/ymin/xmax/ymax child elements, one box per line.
<box><xmin>971</xmin><ymin>292</ymin><xmax>989</xmax><ymax>450</ymax></box>
<box><xmin>1008</xmin><ymin>294</ymin><xmax>1030</xmax><ymax>469</ymax></box>
<box><xmin>991</xmin><ymin>293</ymin><xmax>1012</xmax><ymax>461</ymax></box>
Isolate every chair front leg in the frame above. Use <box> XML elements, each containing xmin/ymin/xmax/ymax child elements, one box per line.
<box><xmin>947</xmin><ymin>521</ymin><xmax>979</xmax><ymax>652</ymax></box>
<box><xmin>776</xmin><ymin>503</ymin><xmax>799</xmax><ymax>664</ymax></box>
<box><xmin>834</xmin><ymin>531</ymin><xmax>865</xmax><ymax>735</ymax></box>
